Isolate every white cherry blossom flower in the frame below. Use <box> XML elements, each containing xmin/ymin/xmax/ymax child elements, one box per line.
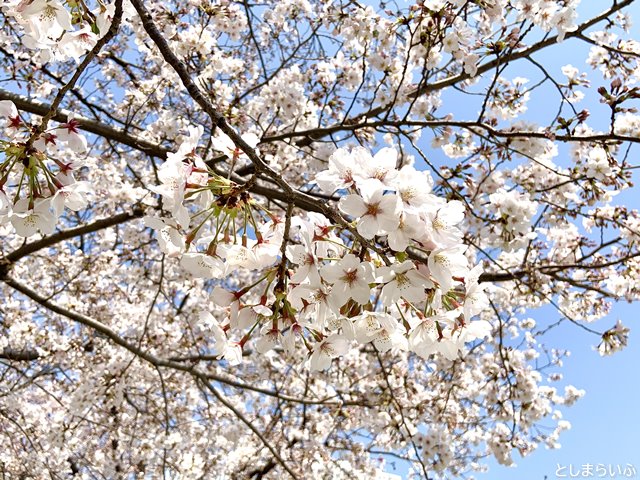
<box><xmin>58</xmin><ymin>26</ymin><xmax>98</xmax><ymax>62</ymax></box>
<box><xmin>463</xmin><ymin>265</ymin><xmax>490</xmax><ymax>321</ymax></box>
<box><xmin>282</xmin><ymin>322</ymin><xmax>304</xmax><ymax>356</ymax></box>
<box><xmin>585</xmin><ymin>146</ymin><xmax>613</xmax><ymax>180</ymax></box>
<box><xmin>369</xmin><ymin>327</ymin><xmax>408</xmax><ymax>353</ymax></box>
<box><xmin>248</xmin><ymin>238</ymin><xmax>280</xmax><ymax>269</ymax></box>
<box><xmin>424</xmin><ymin>200</ymin><xmax>465</xmax><ymax>248</ymax></box>
<box><xmin>598</xmin><ymin>320</ymin><xmax>630</xmax><ymax>356</ymax></box>
<box><xmin>309</xmin><ymin>334</ymin><xmax>349</xmax><ymax>371</ymax></box>
<box><xmin>292</xmin><ymin>212</ymin><xmax>342</xmax><ymax>257</ymax></box>
<box><xmin>143</xmin><ymin>216</ymin><xmax>186</xmax><ymax>258</ymax></box>
<box><xmin>376</xmin><ymin>261</ymin><xmax>431</xmax><ymax>305</ymax></box>
<box><xmin>428</xmin><ymin>245</ymin><xmax>469</xmax><ymax>292</ymax></box>
<box><xmin>353</xmin><ymin>311</ymin><xmax>407</xmax><ymax>353</ymax></box>
<box><xmin>18</xmin><ymin>0</ymin><xmax>72</xmax><ymax>44</ymax></box>
<box><xmin>286</xmin><ymin>244</ymin><xmax>321</xmax><ymax>285</ymax></box>
<box><xmin>213</xmin><ymin>130</ymin><xmax>259</xmax><ymax>165</ymax></box>
<box><xmin>408</xmin><ymin>315</ymin><xmax>439</xmax><ymax>358</ymax></box>
<box><xmin>210</xmin><ymin>286</ymin><xmax>238</xmax><ymax>308</ymax></box>
<box><xmin>150</xmin><ymin>126</ymin><xmax>207</xmax><ymax>227</ymax></box>
<box><xmin>223</xmin><ymin>342</ymin><xmax>243</xmax><ymax>366</ymax></box>
<box><xmin>387</xmin><ymin>212</ymin><xmax>421</xmax><ymax>252</ymax></box>
<box><xmin>0</xmin><ymin>100</ymin><xmax>21</xmax><ymax>136</ymax></box>
<box><xmin>180</xmin><ymin>253</ymin><xmax>224</xmax><ymax>278</ymax></box>
<box><xmin>288</xmin><ymin>282</ymin><xmax>340</xmax><ymax>325</ymax></box>
<box><xmin>352</xmin><ymin>147</ymin><xmax>399</xmax><ymax>189</ymax></box>
<box><xmin>210</xmin><ymin>286</ymin><xmax>241</xmax><ymax>327</ymax></box>
<box><xmin>339</xmin><ymin>187</ymin><xmax>400</xmax><ymax>239</ymax></box>
<box><xmin>0</xmin><ymin>99</ymin><xmax>18</xmax><ymax>120</ymax></box>
<box><xmin>320</xmin><ymin>253</ymin><xmax>374</xmax><ymax>307</ymax></box>
<box><xmin>56</xmin><ymin>116</ymin><xmax>87</xmax><ymax>152</ymax></box>
<box><xmin>409</xmin><ymin>312</ymin><xmax>461</xmax><ymax>360</ymax></box>
<box><xmin>51</xmin><ymin>181</ymin><xmax>92</xmax><ymax>216</ymax></box>
<box><xmin>235</xmin><ymin>304</ymin><xmax>272</xmax><ymax>330</ymax></box>
<box><xmin>10</xmin><ymin>198</ymin><xmax>56</xmax><ymax>237</ymax></box>
<box><xmin>219</xmin><ymin>244</ymin><xmax>259</xmax><ymax>272</ymax></box>
<box><xmin>200</xmin><ymin>311</ymin><xmax>228</xmax><ymax>356</ymax></box>
<box><xmin>392</xmin><ymin>165</ymin><xmax>443</xmax><ymax>214</ymax></box>
<box><xmin>314</xmin><ymin>147</ymin><xmax>363</xmax><ymax>193</ymax></box>
<box><xmin>255</xmin><ymin>326</ymin><xmax>282</xmax><ymax>354</ymax></box>
<box><xmin>168</xmin><ymin>125</ymin><xmax>205</xmax><ymax>162</ymax></box>
<box><xmin>0</xmin><ymin>188</ymin><xmax>11</xmax><ymax>216</ymax></box>
<box><xmin>464</xmin><ymin>53</ymin><xmax>480</xmax><ymax>76</ymax></box>
<box><xmin>453</xmin><ymin>320</ymin><xmax>492</xmax><ymax>345</ymax></box>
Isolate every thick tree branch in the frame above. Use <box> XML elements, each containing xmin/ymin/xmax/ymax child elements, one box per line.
<box><xmin>261</xmin><ymin>119</ymin><xmax>640</xmax><ymax>145</ymax></box>
<box><xmin>3</xmin><ymin>207</ymin><xmax>145</xmax><ymax>265</ymax></box>
<box><xmin>0</xmin><ymin>89</ymin><xmax>170</xmax><ymax>159</ymax></box>
<box><xmin>0</xmin><ymin>348</ymin><xmax>40</xmax><ymax>362</ymax></box>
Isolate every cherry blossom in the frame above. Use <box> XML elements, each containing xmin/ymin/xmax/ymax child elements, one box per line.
<box><xmin>0</xmin><ymin>100</ymin><xmax>20</xmax><ymax>135</ymax></box>
<box><xmin>320</xmin><ymin>253</ymin><xmax>375</xmax><ymax>306</ymax></box>
<box><xmin>428</xmin><ymin>245</ymin><xmax>470</xmax><ymax>292</ymax></box>
<box><xmin>339</xmin><ymin>187</ymin><xmax>401</xmax><ymax>239</ymax></box>
<box><xmin>377</xmin><ymin>260</ymin><xmax>431</xmax><ymax>305</ymax></box>
<box><xmin>387</xmin><ymin>212</ymin><xmax>421</xmax><ymax>252</ymax></box>
<box><xmin>314</xmin><ymin>147</ymin><xmax>362</xmax><ymax>193</ymax></box>
<box><xmin>180</xmin><ymin>253</ymin><xmax>224</xmax><ymax>278</ymax></box>
<box><xmin>50</xmin><ymin>180</ymin><xmax>92</xmax><ymax>216</ymax></box>
<box><xmin>57</xmin><ymin>28</ymin><xmax>95</xmax><ymax>60</ymax></box>
<box><xmin>351</xmin><ymin>146</ymin><xmax>399</xmax><ymax>189</ymax></box>
<box><xmin>392</xmin><ymin>165</ymin><xmax>440</xmax><ymax>213</ymax></box>
<box><xmin>143</xmin><ymin>215</ymin><xmax>186</xmax><ymax>257</ymax></box>
<box><xmin>9</xmin><ymin>198</ymin><xmax>56</xmax><ymax>237</ymax></box>
<box><xmin>16</xmin><ymin>0</ymin><xmax>72</xmax><ymax>44</ymax></box>
<box><xmin>353</xmin><ymin>311</ymin><xmax>408</xmax><ymax>352</ymax></box>
<box><xmin>424</xmin><ymin>200</ymin><xmax>465</xmax><ymax>248</ymax></box>
<box><xmin>288</xmin><ymin>282</ymin><xmax>341</xmax><ymax>326</ymax></box>
<box><xmin>309</xmin><ymin>334</ymin><xmax>350</xmax><ymax>371</ymax></box>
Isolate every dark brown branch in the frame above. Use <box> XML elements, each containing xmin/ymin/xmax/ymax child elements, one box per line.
<box><xmin>0</xmin><ymin>348</ymin><xmax>40</xmax><ymax>362</ymax></box>
<box><xmin>1</xmin><ymin>207</ymin><xmax>145</xmax><ymax>272</ymax></box>
<box><xmin>261</xmin><ymin>119</ymin><xmax>640</xmax><ymax>145</ymax></box>
<box><xmin>0</xmin><ymin>89</ymin><xmax>169</xmax><ymax>159</ymax></box>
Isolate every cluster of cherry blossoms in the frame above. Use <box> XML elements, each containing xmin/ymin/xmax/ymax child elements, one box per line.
<box><xmin>2</xmin><ymin>0</ymin><xmax>121</xmax><ymax>62</ymax></box>
<box><xmin>0</xmin><ymin>100</ymin><xmax>91</xmax><ymax>237</ymax></box>
<box><xmin>145</xmin><ymin>131</ymin><xmax>492</xmax><ymax>370</ymax></box>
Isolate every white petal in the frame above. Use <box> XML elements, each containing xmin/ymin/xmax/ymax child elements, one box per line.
<box><xmin>339</xmin><ymin>194</ymin><xmax>368</xmax><ymax>218</ymax></box>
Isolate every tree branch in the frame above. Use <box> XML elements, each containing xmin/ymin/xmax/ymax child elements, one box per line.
<box><xmin>0</xmin><ymin>89</ymin><xmax>170</xmax><ymax>159</ymax></box>
<box><xmin>0</xmin><ymin>348</ymin><xmax>40</xmax><ymax>362</ymax></box>
<box><xmin>3</xmin><ymin>207</ymin><xmax>145</xmax><ymax>266</ymax></box>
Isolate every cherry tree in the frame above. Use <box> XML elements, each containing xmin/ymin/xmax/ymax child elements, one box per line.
<box><xmin>0</xmin><ymin>0</ymin><xmax>638</xmax><ymax>478</ymax></box>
